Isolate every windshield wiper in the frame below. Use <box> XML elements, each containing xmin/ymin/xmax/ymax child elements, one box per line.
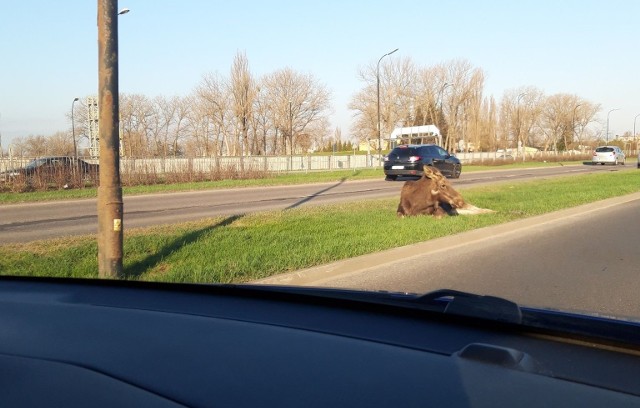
<box><xmin>412</xmin><ymin>289</ymin><xmax>523</xmax><ymax>324</ymax></box>
<box><xmin>240</xmin><ymin>285</ymin><xmax>523</xmax><ymax>325</ymax></box>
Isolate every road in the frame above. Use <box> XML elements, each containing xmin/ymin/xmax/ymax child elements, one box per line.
<box><xmin>258</xmin><ymin>192</ymin><xmax>640</xmax><ymax>321</ymax></box>
<box><xmin>0</xmin><ymin>163</ymin><xmax>633</xmax><ymax>244</ymax></box>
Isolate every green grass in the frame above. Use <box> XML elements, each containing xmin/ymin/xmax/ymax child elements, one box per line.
<box><xmin>1</xmin><ymin>171</ymin><xmax>638</xmax><ymax>283</ymax></box>
<box><xmin>0</xmin><ymin>161</ymin><xmax>588</xmax><ymax>204</ymax></box>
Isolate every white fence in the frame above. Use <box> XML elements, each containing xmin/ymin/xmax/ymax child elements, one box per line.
<box><xmin>119</xmin><ymin>155</ymin><xmax>375</xmax><ymax>174</ymax></box>
<box><xmin>0</xmin><ymin>155</ymin><xmax>377</xmax><ymax>175</ymax></box>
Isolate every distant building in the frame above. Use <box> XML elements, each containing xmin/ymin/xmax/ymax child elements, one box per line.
<box><xmin>358</xmin><ymin>138</ymin><xmax>390</xmax><ymax>152</ymax></box>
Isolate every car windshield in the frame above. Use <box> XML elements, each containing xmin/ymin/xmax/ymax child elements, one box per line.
<box><xmin>1</xmin><ymin>2</ymin><xmax>639</xmax><ymax>330</ymax></box>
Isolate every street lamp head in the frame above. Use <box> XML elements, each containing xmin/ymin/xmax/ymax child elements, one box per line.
<box><xmin>605</xmin><ymin>108</ymin><xmax>620</xmax><ymax>143</ymax></box>
<box><xmin>378</xmin><ymin>48</ymin><xmax>399</xmax><ymax>66</ymax></box>
<box><xmin>118</xmin><ymin>8</ymin><xmax>130</xmax><ymax>15</ymax></box>
<box><xmin>376</xmin><ymin>48</ymin><xmax>399</xmax><ymax>163</ymax></box>
<box><xmin>73</xmin><ymin>97</ymin><xmax>79</xmax><ymax>102</ymax></box>
<box><xmin>607</xmin><ymin>108</ymin><xmax>620</xmax><ymax>116</ymax></box>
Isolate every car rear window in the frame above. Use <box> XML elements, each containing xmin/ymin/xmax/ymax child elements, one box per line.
<box><xmin>419</xmin><ymin>146</ymin><xmax>441</xmax><ymax>157</ymax></box>
<box><xmin>595</xmin><ymin>147</ymin><xmax>614</xmax><ymax>152</ymax></box>
<box><xmin>389</xmin><ymin>147</ymin><xmax>419</xmax><ymax>159</ymax></box>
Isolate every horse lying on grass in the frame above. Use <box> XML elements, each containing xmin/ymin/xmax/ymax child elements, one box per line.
<box><xmin>396</xmin><ymin>165</ymin><xmax>494</xmax><ymax>218</ymax></box>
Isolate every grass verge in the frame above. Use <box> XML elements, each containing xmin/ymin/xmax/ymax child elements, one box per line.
<box><xmin>1</xmin><ymin>170</ymin><xmax>638</xmax><ymax>283</ymax></box>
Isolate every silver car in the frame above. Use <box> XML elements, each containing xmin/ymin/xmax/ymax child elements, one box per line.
<box><xmin>592</xmin><ymin>146</ymin><xmax>625</xmax><ymax>165</ymax></box>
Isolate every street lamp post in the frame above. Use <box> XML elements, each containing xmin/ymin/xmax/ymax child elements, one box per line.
<box><xmin>516</xmin><ymin>93</ymin><xmax>526</xmax><ymax>161</ymax></box>
<box><xmin>571</xmin><ymin>103</ymin><xmax>583</xmax><ymax>151</ymax></box>
<box><xmin>633</xmin><ymin>114</ymin><xmax>640</xmax><ymax>148</ymax></box>
<box><xmin>606</xmin><ymin>108</ymin><xmax>619</xmax><ymax>143</ymax></box>
<box><xmin>71</xmin><ymin>97</ymin><xmax>79</xmax><ymax>157</ymax></box>
<box><xmin>376</xmin><ymin>48</ymin><xmax>398</xmax><ymax>165</ymax></box>
<box><xmin>437</xmin><ymin>82</ymin><xmax>453</xmax><ymax>132</ymax></box>
<box><xmin>289</xmin><ymin>100</ymin><xmax>293</xmax><ymax>168</ymax></box>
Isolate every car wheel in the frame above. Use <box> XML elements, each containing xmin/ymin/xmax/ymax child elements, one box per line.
<box><xmin>452</xmin><ymin>164</ymin><xmax>461</xmax><ymax>179</ymax></box>
<box><xmin>385</xmin><ymin>175</ymin><xmax>397</xmax><ymax>181</ymax></box>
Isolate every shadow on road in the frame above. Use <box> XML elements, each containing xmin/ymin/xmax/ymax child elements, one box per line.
<box><xmin>284</xmin><ymin>177</ymin><xmax>347</xmax><ymax>210</ymax></box>
<box><xmin>123</xmin><ymin>214</ymin><xmax>243</xmax><ymax>279</ymax></box>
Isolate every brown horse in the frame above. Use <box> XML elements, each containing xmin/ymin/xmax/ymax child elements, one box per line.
<box><xmin>396</xmin><ymin>165</ymin><xmax>466</xmax><ymax>218</ymax></box>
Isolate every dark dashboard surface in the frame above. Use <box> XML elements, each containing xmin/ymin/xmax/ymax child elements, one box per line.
<box><xmin>1</xmin><ymin>277</ymin><xmax>639</xmax><ymax>407</ymax></box>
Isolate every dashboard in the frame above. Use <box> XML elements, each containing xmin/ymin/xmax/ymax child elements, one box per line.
<box><xmin>1</xmin><ymin>277</ymin><xmax>639</xmax><ymax>407</ymax></box>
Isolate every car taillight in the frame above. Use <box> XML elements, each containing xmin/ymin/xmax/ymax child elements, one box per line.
<box><xmin>409</xmin><ymin>156</ymin><xmax>421</xmax><ymax>162</ymax></box>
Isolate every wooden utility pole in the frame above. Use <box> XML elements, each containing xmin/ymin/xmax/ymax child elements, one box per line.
<box><xmin>97</xmin><ymin>0</ymin><xmax>123</xmax><ymax>277</ymax></box>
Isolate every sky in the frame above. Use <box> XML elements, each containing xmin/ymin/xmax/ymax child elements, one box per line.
<box><xmin>1</xmin><ymin>0</ymin><xmax>639</xmax><ymax>148</ymax></box>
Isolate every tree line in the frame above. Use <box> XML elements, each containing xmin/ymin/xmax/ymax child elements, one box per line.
<box><xmin>9</xmin><ymin>52</ymin><xmax>616</xmax><ymax>158</ymax></box>
<box><xmin>350</xmin><ymin>58</ymin><xmax>603</xmax><ymax>153</ymax></box>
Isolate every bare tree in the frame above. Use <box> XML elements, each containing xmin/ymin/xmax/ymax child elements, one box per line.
<box><xmin>251</xmin><ymin>85</ymin><xmax>273</xmax><ymax>155</ymax></box>
<box><xmin>385</xmin><ymin>57</ymin><xmax>418</xmax><ymax>132</ymax></box>
<box><xmin>478</xmin><ymin>96</ymin><xmax>499</xmax><ymax>151</ymax></box>
<box><xmin>10</xmin><ymin>135</ymin><xmax>49</xmax><ymax>157</ymax></box>
<box><xmin>229</xmin><ymin>51</ymin><xmax>256</xmax><ymax>162</ymax></box>
<box><xmin>262</xmin><ymin>68</ymin><xmax>331</xmax><ymax>155</ymax></box>
<box><xmin>184</xmin><ymin>99</ymin><xmax>212</xmax><ymax>157</ymax></box>
<box><xmin>349</xmin><ymin>56</ymin><xmax>417</xmax><ymax>147</ymax></box>
<box><xmin>47</xmin><ymin>131</ymin><xmax>75</xmax><ymax>155</ymax></box>
<box><xmin>145</xmin><ymin>96</ymin><xmax>169</xmax><ymax>157</ymax></box>
<box><xmin>150</xmin><ymin>95</ymin><xmax>190</xmax><ymax>157</ymax></box>
<box><xmin>349</xmin><ymin>58</ymin><xmax>486</xmax><ymax>153</ymax></box>
<box><xmin>414</xmin><ymin>64</ymin><xmax>448</xmax><ymax>130</ymax></box>
<box><xmin>440</xmin><ymin>60</ymin><xmax>486</xmax><ymax>152</ymax></box>
<box><xmin>195</xmin><ymin>73</ymin><xmax>232</xmax><ymax>156</ymax></box>
<box><xmin>537</xmin><ymin>94</ymin><xmax>600</xmax><ymax>151</ymax></box>
<box><xmin>168</xmin><ymin>96</ymin><xmax>191</xmax><ymax>157</ymax></box>
<box><xmin>539</xmin><ymin>94</ymin><xmax>575</xmax><ymax>151</ymax></box>
<box><xmin>347</xmin><ymin>85</ymin><xmax>376</xmax><ymax>145</ymax></box>
<box><xmin>119</xmin><ymin>94</ymin><xmax>156</xmax><ymax>157</ymax></box>
<box><xmin>499</xmin><ymin>87</ymin><xmax>544</xmax><ymax>156</ymax></box>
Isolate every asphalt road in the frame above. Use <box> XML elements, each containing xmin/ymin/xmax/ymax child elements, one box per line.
<box><xmin>0</xmin><ymin>163</ymin><xmax>634</xmax><ymax>244</ymax></box>
<box><xmin>258</xmin><ymin>192</ymin><xmax>640</xmax><ymax>321</ymax></box>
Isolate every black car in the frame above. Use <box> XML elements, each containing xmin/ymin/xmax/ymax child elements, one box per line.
<box><xmin>1</xmin><ymin>156</ymin><xmax>99</xmax><ymax>186</ymax></box>
<box><xmin>3</xmin><ymin>156</ymin><xmax>99</xmax><ymax>179</ymax></box>
<box><xmin>383</xmin><ymin>144</ymin><xmax>462</xmax><ymax>180</ymax></box>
